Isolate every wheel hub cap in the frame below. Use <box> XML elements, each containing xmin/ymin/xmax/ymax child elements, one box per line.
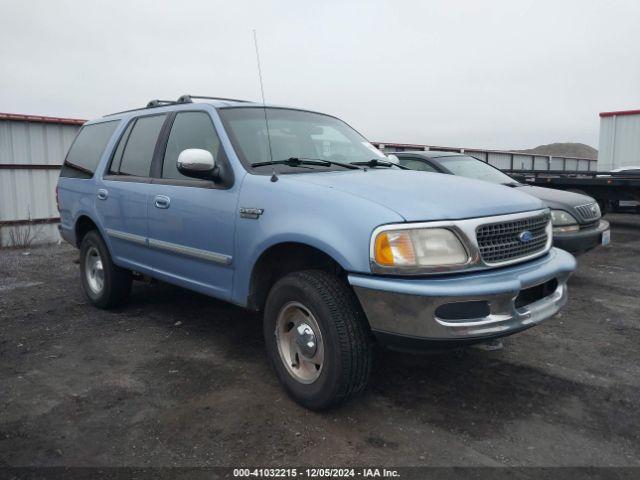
<box><xmin>85</xmin><ymin>246</ymin><xmax>105</xmax><ymax>294</ymax></box>
<box><xmin>294</xmin><ymin>323</ymin><xmax>317</xmax><ymax>357</ymax></box>
<box><xmin>275</xmin><ymin>302</ymin><xmax>324</xmax><ymax>384</ymax></box>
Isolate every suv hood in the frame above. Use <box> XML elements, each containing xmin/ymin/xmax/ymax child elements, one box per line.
<box><xmin>288</xmin><ymin>169</ymin><xmax>544</xmax><ymax>221</ymax></box>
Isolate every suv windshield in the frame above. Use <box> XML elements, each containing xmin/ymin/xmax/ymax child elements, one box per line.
<box><xmin>218</xmin><ymin>107</ymin><xmax>386</xmax><ymax>173</ymax></box>
<box><xmin>437</xmin><ymin>155</ymin><xmax>517</xmax><ymax>185</ymax></box>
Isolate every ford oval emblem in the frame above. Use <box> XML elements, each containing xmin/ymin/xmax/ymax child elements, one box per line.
<box><xmin>518</xmin><ymin>230</ymin><xmax>534</xmax><ymax>243</ymax></box>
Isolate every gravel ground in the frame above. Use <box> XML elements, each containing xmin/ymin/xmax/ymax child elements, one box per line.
<box><xmin>1</xmin><ymin>214</ymin><xmax>639</xmax><ymax>468</ymax></box>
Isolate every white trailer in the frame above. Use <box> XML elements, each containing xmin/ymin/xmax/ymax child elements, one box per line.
<box><xmin>598</xmin><ymin>109</ymin><xmax>640</xmax><ymax>172</ymax></box>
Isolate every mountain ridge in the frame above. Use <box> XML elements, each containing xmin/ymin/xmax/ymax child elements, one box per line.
<box><xmin>516</xmin><ymin>142</ymin><xmax>597</xmax><ymax>160</ymax></box>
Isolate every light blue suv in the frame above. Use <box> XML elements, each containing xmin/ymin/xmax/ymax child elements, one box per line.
<box><xmin>57</xmin><ymin>95</ymin><xmax>576</xmax><ymax>409</ymax></box>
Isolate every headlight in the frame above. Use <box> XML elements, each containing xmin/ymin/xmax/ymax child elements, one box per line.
<box><xmin>551</xmin><ymin>209</ymin><xmax>579</xmax><ymax>232</ymax></box>
<box><xmin>372</xmin><ymin>227</ymin><xmax>469</xmax><ymax>271</ymax></box>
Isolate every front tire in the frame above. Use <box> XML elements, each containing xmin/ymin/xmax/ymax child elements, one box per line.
<box><xmin>79</xmin><ymin>230</ymin><xmax>132</xmax><ymax>309</ymax></box>
<box><xmin>263</xmin><ymin>270</ymin><xmax>372</xmax><ymax>410</ymax></box>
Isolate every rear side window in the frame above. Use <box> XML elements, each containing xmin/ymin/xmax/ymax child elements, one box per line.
<box><xmin>117</xmin><ymin>114</ymin><xmax>166</xmax><ymax>177</ymax></box>
<box><xmin>60</xmin><ymin>121</ymin><xmax>119</xmax><ymax>178</ymax></box>
<box><xmin>162</xmin><ymin>112</ymin><xmax>221</xmax><ymax>180</ymax></box>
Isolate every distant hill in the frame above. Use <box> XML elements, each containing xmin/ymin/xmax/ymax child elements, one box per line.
<box><xmin>517</xmin><ymin>143</ymin><xmax>598</xmax><ymax>160</ymax></box>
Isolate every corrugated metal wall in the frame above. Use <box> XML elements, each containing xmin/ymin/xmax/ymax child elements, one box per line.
<box><xmin>0</xmin><ymin>116</ymin><xmax>82</xmax><ymax>247</ymax></box>
<box><xmin>598</xmin><ymin>112</ymin><xmax>640</xmax><ymax>172</ymax></box>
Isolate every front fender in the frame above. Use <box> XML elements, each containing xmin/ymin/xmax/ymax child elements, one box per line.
<box><xmin>230</xmin><ymin>173</ymin><xmax>404</xmax><ymax>306</ymax></box>
<box><xmin>251</xmin><ymin>233</ymin><xmax>355</xmax><ymax>272</ymax></box>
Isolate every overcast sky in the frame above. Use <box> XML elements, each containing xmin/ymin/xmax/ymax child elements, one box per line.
<box><xmin>1</xmin><ymin>0</ymin><xmax>639</xmax><ymax>150</ymax></box>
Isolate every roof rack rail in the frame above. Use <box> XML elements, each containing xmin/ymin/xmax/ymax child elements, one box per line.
<box><xmin>177</xmin><ymin>94</ymin><xmax>252</xmax><ymax>104</ymax></box>
<box><xmin>104</xmin><ymin>95</ymin><xmax>253</xmax><ymax>118</ymax></box>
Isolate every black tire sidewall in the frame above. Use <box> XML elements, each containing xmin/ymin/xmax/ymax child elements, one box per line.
<box><xmin>263</xmin><ymin>273</ymin><xmax>355</xmax><ymax>409</ymax></box>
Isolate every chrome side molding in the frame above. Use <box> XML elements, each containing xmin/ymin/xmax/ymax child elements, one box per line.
<box><xmin>105</xmin><ymin>229</ymin><xmax>232</xmax><ymax>265</ymax></box>
<box><xmin>105</xmin><ymin>228</ymin><xmax>147</xmax><ymax>246</ymax></box>
<box><xmin>148</xmin><ymin>238</ymin><xmax>232</xmax><ymax>265</ymax></box>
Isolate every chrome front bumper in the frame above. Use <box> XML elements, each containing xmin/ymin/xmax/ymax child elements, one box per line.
<box><xmin>349</xmin><ymin>248</ymin><xmax>576</xmax><ymax>345</ymax></box>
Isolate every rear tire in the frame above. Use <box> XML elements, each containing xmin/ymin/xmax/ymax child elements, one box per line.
<box><xmin>79</xmin><ymin>230</ymin><xmax>132</xmax><ymax>309</ymax></box>
<box><xmin>263</xmin><ymin>270</ymin><xmax>372</xmax><ymax>410</ymax></box>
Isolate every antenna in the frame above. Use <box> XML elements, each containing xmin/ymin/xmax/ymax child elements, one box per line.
<box><xmin>253</xmin><ymin>29</ymin><xmax>274</xmax><ymax>164</ymax></box>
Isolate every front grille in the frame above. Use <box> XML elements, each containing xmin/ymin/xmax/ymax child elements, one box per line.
<box><xmin>476</xmin><ymin>213</ymin><xmax>550</xmax><ymax>264</ymax></box>
<box><xmin>574</xmin><ymin>203</ymin><xmax>601</xmax><ymax>223</ymax></box>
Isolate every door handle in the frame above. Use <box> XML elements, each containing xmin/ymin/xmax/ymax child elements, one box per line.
<box><xmin>154</xmin><ymin>195</ymin><xmax>171</xmax><ymax>209</ymax></box>
<box><xmin>97</xmin><ymin>189</ymin><xmax>108</xmax><ymax>200</ymax></box>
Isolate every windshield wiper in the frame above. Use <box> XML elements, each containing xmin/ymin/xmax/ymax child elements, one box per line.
<box><xmin>251</xmin><ymin>157</ymin><xmax>361</xmax><ymax>170</ymax></box>
<box><xmin>501</xmin><ymin>181</ymin><xmax>521</xmax><ymax>187</ymax></box>
<box><xmin>351</xmin><ymin>159</ymin><xmax>409</xmax><ymax>170</ymax></box>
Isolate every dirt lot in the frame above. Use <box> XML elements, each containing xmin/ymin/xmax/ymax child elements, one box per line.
<box><xmin>1</xmin><ymin>214</ymin><xmax>639</xmax><ymax>468</ymax></box>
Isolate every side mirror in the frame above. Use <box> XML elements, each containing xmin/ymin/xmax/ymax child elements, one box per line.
<box><xmin>177</xmin><ymin>149</ymin><xmax>217</xmax><ymax>180</ymax></box>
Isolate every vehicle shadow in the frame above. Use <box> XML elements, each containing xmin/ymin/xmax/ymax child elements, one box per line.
<box><xmin>367</xmin><ymin>345</ymin><xmax>638</xmax><ymax>442</ymax></box>
<box><xmin>122</xmin><ymin>279</ymin><xmax>638</xmax><ymax>443</ymax></box>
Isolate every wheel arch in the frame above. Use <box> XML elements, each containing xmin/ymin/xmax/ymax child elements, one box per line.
<box><xmin>246</xmin><ymin>241</ymin><xmax>346</xmax><ymax>312</ymax></box>
<box><xmin>74</xmin><ymin>214</ymin><xmax>114</xmax><ymax>253</ymax></box>
<box><xmin>75</xmin><ymin>215</ymin><xmax>101</xmax><ymax>247</ymax></box>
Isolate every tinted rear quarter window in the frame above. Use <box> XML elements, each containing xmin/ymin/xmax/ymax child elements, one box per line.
<box><xmin>109</xmin><ymin>120</ymin><xmax>135</xmax><ymax>174</ymax></box>
<box><xmin>60</xmin><ymin>121</ymin><xmax>119</xmax><ymax>178</ymax></box>
<box><xmin>118</xmin><ymin>114</ymin><xmax>166</xmax><ymax>177</ymax></box>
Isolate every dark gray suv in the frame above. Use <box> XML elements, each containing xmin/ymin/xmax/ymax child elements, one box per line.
<box><xmin>389</xmin><ymin>151</ymin><xmax>610</xmax><ymax>254</ymax></box>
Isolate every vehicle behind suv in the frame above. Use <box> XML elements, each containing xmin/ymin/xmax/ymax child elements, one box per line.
<box><xmin>389</xmin><ymin>151</ymin><xmax>610</xmax><ymax>254</ymax></box>
<box><xmin>57</xmin><ymin>95</ymin><xmax>576</xmax><ymax>409</ymax></box>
